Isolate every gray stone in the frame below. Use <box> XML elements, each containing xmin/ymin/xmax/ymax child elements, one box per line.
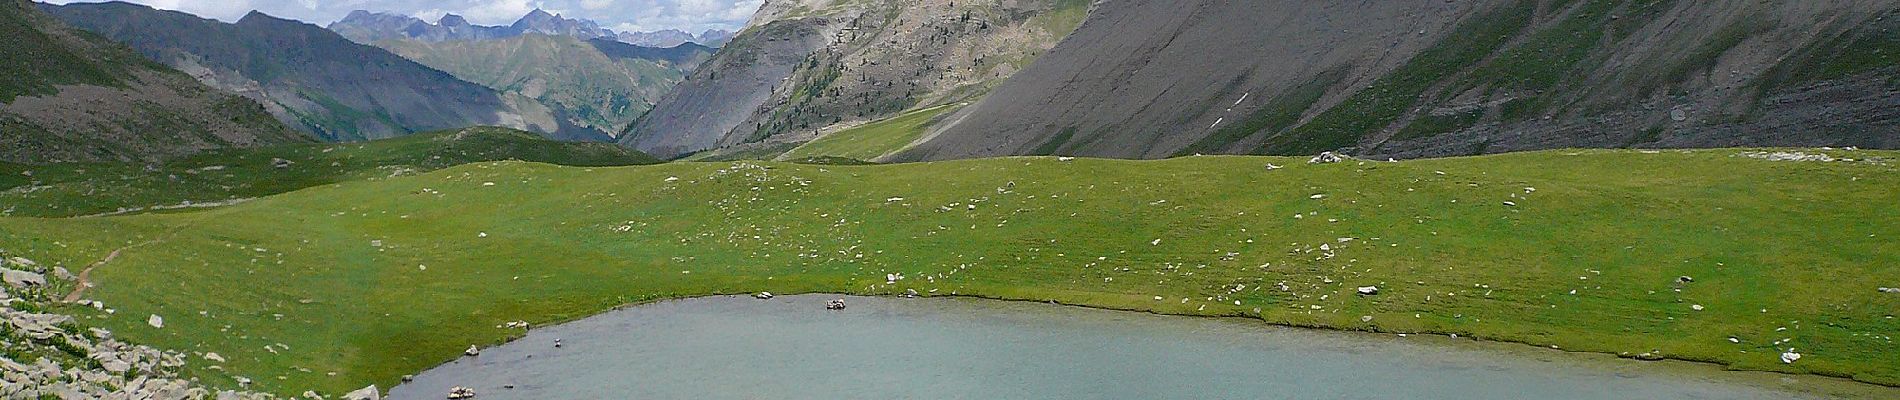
<box><xmin>147</xmin><ymin>314</ymin><xmax>164</xmax><ymax>329</ymax></box>
<box><xmin>1357</xmin><ymin>286</ymin><xmax>1379</xmax><ymax>295</ymax></box>
<box><xmin>101</xmin><ymin>360</ymin><xmax>131</xmax><ymax>374</ymax></box>
<box><xmin>2</xmin><ymin>268</ymin><xmax>46</xmax><ymax>288</ymax></box>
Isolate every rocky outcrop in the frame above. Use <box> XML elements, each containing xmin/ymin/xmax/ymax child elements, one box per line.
<box><xmin>621</xmin><ymin>0</ymin><xmax>1092</xmax><ymax>159</ymax></box>
<box><xmin>896</xmin><ymin>0</ymin><xmax>1900</xmax><ymax>161</ymax></box>
<box><xmin>0</xmin><ymin>0</ymin><xmax>305</xmax><ymax>164</ymax></box>
<box><xmin>0</xmin><ymin>252</ymin><xmax>281</xmax><ymax>399</ymax></box>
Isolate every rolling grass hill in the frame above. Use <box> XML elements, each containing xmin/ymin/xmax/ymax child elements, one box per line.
<box><xmin>779</xmin><ymin>104</ymin><xmax>959</xmax><ymax>162</ymax></box>
<box><xmin>0</xmin><ymin>127</ymin><xmax>657</xmax><ymax>217</ymax></box>
<box><xmin>0</xmin><ymin>149</ymin><xmax>1896</xmax><ymax>397</ymax></box>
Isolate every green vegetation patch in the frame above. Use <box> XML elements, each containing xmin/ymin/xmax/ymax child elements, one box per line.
<box><xmin>1175</xmin><ymin>68</ymin><xmax>1348</xmax><ymax>157</ymax></box>
<box><xmin>0</xmin><ymin>127</ymin><xmax>657</xmax><ymax>217</ymax></box>
<box><xmin>1265</xmin><ymin>0</ymin><xmax>1538</xmax><ymax>155</ymax></box>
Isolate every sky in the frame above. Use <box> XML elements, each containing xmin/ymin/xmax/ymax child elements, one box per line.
<box><xmin>42</xmin><ymin>0</ymin><xmax>764</xmax><ymax>33</ymax></box>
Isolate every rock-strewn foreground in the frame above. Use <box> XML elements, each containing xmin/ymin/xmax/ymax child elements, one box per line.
<box><xmin>0</xmin><ymin>253</ymin><xmax>295</xmax><ymax>400</ymax></box>
<box><xmin>0</xmin><ymin>149</ymin><xmax>1894</xmax><ymax>396</ymax></box>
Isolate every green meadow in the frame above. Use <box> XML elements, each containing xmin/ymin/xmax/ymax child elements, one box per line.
<box><xmin>2</xmin><ymin>148</ymin><xmax>1896</xmax><ymax>397</ymax></box>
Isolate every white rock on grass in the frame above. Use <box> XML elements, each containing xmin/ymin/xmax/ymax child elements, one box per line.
<box><xmin>147</xmin><ymin>314</ymin><xmax>165</xmax><ymax>329</ymax></box>
<box><xmin>343</xmin><ymin>385</ymin><xmax>381</xmax><ymax>400</ymax></box>
<box><xmin>1780</xmin><ymin>349</ymin><xmax>1803</xmax><ymax>364</ymax></box>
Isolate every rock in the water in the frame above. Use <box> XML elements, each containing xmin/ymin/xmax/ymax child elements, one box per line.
<box><xmin>1781</xmin><ymin>350</ymin><xmax>1802</xmax><ymax>364</ymax></box>
<box><xmin>753</xmin><ymin>292</ymin><xmax>774</xmax><ymax>299</ymax></box>
<box><xmin>1357</xmin><ymin>286</ymin><xmax>1379</xmax><ymax>295</ymax></box>
<box><xmin>447</xmin><ymin>386</ymin><xmax>477</xmax><ymax>399</ymax></box>
<box><xmin>1308</xmin><ymin>152</ymin><xmax>1351</xmax><ymax>164</ymax></box>
<box><xmin>2</xmin><ymin>269</ymin><xmax>46</xmax><ymax>288</ymax></box>
<box><xmin>826</xmin><ymin>299</ymin><xmax>847</xmax><ymax>310</ymax></box>
<box><xmin>343</xmin><ymin>385</ymin><xmax>380</xmax><ymax>400</ymax></box>
<box><xmin>147</xmin><ymin>314</ymin><xmax>165</xmax><ymax>329</ymax></box>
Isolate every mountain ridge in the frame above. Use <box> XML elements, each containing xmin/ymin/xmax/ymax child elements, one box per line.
<box><xmin>1</xmin><ymin>0</ymin><xmax>304</xmax><ymax>163</ymax></box>
<box><xmin>330</xmin><ymin>9</ymin><xmax>734</xmax><ymax>48</ymax></box>
<box><xmin>42</xmin><ymin>2</ymin><xmax>605</xmax><ymax>142</ymax></box>
<box><xmin>621</xmin><ymin>0</ymin><xmax>1092</xmax><ymax>159</ymax></box>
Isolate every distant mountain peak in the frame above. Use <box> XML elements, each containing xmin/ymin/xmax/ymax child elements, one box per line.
<box><xmin>331</xmin><ymin>8</ymin><xmax>729</xmax><ymax>47</ymax></box>
<box><xmin>439</xmin><ymin>13</ymin><xmax>469</xmax><ymax>27</ymax></box>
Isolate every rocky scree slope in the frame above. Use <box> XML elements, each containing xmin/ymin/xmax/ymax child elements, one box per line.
<box><xmin>42</xmin><ymin>2</ymin><xmax>601</xmax><ymax>143</ymax></box>
<box><xmin>373</xmin><ymin>34</ymin><xmax>712</xmax><ymax>135</ymax></box>
<box><xmin>0</xmin><ymin>0</ymin><xmax>303</xmax><ymax>164</ymax></box>
<box><xmin>620</xmin><ymin>0</ymin><xmax>1091</xmax><ymax>159</ymax></box>
<box><xmin>896</xmin><ymin>0</ymin><xmax>1900</xmax><ymax>161</ymax></box>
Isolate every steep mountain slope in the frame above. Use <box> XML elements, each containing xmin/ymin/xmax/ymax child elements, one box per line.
<box><xmin>374</xmin><ymin>34</ymin><xmax>711</xmax><ymax>135</ymax></box>
<box><xmin>0</xmin><ymin>126</ymin><xmax>657</xmax><ymax>217</ymax></box>
<box><xmin>0</xmin><ymin>0</ymin><xmax>302</xmax><ymax>163</ymax></box>
<box><xmin>620</xmin><ymin>0</ymin><xmax>1091</xmax><ymax>159</ymax></box>
<box><xmin>898</xmin><ymin>0</ymin><xmax>1900</xmax><ymax>161</ymax></box>
<box><xmin>42</xmin><ymin>2</ymin><xmax>597</xmax><ymax>142</ymax></box>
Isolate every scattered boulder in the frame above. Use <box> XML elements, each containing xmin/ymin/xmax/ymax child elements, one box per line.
<box><xmin>2</xmin><ymin>269</ymin><xmax>46</xmax><ymax>288</ymax></box>
<box><xmin>464</xmin><ymin>345</ymin><xmax>480</xmax><ymax>357</ymax></box>
<box><xmin>901</xmin><ymin>289</ymin><xmax>919</xmax><ymax>298</ymax></box>
<box><xmin>1357</xmin><ymin>286</ymin><xmax>1379</xmax><ymax>296</ymax></box>
<box><xmin>147</xmin><ymin>314</ymin><xmax>165</xmax><ymax>329</ymax></box>
<box><xmin>51</xmin><ymin>267</ymin><xmax>74</xmax><ymax>281</ymax></box>
<box><xmin>1780</xmin><ymin>349</ymin><xmax>1802</xmax><ymax>364</ymax></box>
<box><xmin>1879</xmin><ymin>287</ymin><xmax>1899</xmax><ymax>294</ymax></box>
<box><xmin>272</xmin><ymin>158</ymin><xmax>294</xmax><ymax>169</ymax></box>
<box><xmin>343</xmin><ymin>385</ymin><xmax>380</xmax><ymax>400</ymax></box>
<box><xmin>753</xmin><ymin>292</ymin><xmax>774</xmax><ymax>299</ymax></box>
<box><xmin>1677</xmin><ymin>276</ymin><xmax>1694</xmax><ymax>283</ymax></box>
<box><xmin>447</xmin><ymin>386</ymin><xmax>477</xmax><ymax>399</ymax></box>
<box><xmin>1308</xmin><ymin>152</ymin><xmax>1351</xmax><ymax>164</ymax></box>
<box><xmin>203</xmin><ymin>353</ymin><xmax>225</xmax><ymax>363</ymax></box>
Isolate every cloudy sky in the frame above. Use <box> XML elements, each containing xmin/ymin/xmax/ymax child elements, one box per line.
<box><xmin>43</xmin><ymin>0</ymin><xmax>763</xmax><ymax>33</ymax></box>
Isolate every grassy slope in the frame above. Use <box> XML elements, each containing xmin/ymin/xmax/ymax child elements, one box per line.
<box><xmin>0</xmin><ymin>150</ymin><xmax>1896</xmax><ymax>396</ymax></box>
<box><xmin>0</xmin><ymin>127</ymin><xmax>658</xmax><ymax>217</ymax></box>
<box><xmin>779</xmin><ymin>104</ymin><xmax>959</xmax><ymax>161</ymax></box>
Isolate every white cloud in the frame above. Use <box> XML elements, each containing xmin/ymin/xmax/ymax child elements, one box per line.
<box><xmin>43</xmin><ymin>0</ymin><xmax>759</xmax><ymax>32</ymax></box>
